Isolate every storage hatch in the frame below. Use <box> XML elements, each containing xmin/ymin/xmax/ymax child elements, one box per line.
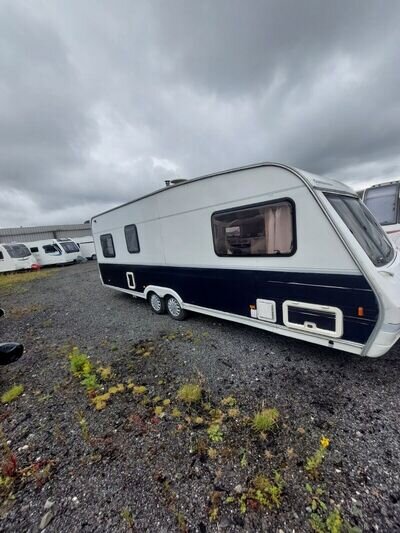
<box><xmin>283</xmin><ymin>300</ymin><xmax>343</xmax><ymax>338</ymax></box>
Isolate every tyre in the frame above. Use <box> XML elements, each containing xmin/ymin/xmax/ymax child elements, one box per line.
<box><xmin>166</xmin><ymin>295</ymin><xmax>187</xmax><ymax>321</ymax></box>
<box><xmin>148</xmin><ymin>292</ymin><xmax>166</xmax><ymax>314</ymax></box>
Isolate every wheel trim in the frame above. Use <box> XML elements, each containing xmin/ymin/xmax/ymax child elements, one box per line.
<box><xmin>150</xmin><ymin>294</ymin><xmax>162</xmax><ymax>312</ymax></box>
<box><xmin>167</xmin><ymin>297</ymin><xmax>181</xmax><ymax>317</ymax></box>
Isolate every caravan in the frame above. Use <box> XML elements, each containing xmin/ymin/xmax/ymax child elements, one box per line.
<box><xmin>92</xmin><ymin>162</ymin><xmax>400</xmax><ymax>358</ymax></box>
<box><xmin>0</xmin><ymin>243</ymin><xmax>37</xmax><ymax>273</ymax></box>
<box><xmin>361</xmin><ymin>180</ymin><xmax>400</xmax><ymax>250</ymax></box>
<box><xmin>74</xmin><ymin>236</ymin><xmax>96</xmax><ymax>260</ymax></box>
<box><xmin>28</xmin><ymin>238</ymin><xmax>80</xmax><ymax>267</ymax></box>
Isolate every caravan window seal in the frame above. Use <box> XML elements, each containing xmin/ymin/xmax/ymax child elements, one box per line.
<box><xmin>211</xmin><ymin>197</ymin><xmax>297</xmax><ymax>258</ymax></box>
<box><xmin>124</xmin><ymin>224</ymin><xmax>140</xmax><ymax>254</ymax></box>
<box><xmin>100</xmin><ymin>233</ymin><xmax>116</xmax><ymax>258</ymax></box>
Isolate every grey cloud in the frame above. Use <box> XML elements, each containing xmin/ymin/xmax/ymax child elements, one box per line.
<box><xmin>1</xmin><ymin>0</ymin><xmax>400</xmax><ymax>227</ymax></box>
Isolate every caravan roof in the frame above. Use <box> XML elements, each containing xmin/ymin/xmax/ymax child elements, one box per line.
<box><xmin>92</xmin><ymin>162</ymin><xmax>355</xmax><ymax>220</ymax></box>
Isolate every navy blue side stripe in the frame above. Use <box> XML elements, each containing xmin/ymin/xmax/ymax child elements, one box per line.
<box><xmin>98</xmin><ymin>263</ymin><xmax>379</xmax><ymax>345</ymax></box>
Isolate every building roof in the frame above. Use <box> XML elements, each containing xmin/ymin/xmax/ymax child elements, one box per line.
<box><xmin>0</xmin><ymin>224</ymin><xmax>92</xmax><ymax>244</ymax></box>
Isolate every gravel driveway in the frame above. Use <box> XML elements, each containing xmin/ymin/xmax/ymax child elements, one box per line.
<box><xmin>0</xmin><ymin>262</ymin><xmax>399</xmax><ymax>532</ymax></box>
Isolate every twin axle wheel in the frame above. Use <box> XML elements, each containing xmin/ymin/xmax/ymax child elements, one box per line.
<box><xmin>148</xmin><ymin>293</ymin><xmax>187</xmax><ymax>321</ymax></box>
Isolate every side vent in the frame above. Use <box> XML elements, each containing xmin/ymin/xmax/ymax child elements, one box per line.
<box><xmin>126</xmin><ymin>272</ymin><xmax>136</xmax><ymax>290</ymax></box>
<box><xmin>256</xmin><ymin>299</ymin><xmax>277</xmax><ymax>323</ymax></box>
<box><xmin>282</xmin><ymin>300</ymin><xmax>343</xmax><ymax>338</ymax></box>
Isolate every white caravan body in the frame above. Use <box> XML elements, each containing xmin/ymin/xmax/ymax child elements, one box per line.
<box><xmin>28</xmin><ymin>238</ymin><xmax>80</xmax><ymax>267</ymax></box>
<box><xmin>362</xmin><ymin>180</ymin><xmax>400</xmax><ymax>250</ymax></box>
<box><xmin>0</xmin><ymin>243</ymin><xmax>36</xmax><ymax>273</ymax></box>
<box><xmin>92</xmin><ymin>162</ymin><xmax>400</xmax><ymax>358</ymax></box>
<box><xmin>74</xmin><ymin>237</ymin><xmax>96</xmax><ymax>260</ymax></box>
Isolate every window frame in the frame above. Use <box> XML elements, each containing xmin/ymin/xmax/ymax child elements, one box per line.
<box><xmin>363</xmin><ymin>182</ymin><xmax>400</xmax><ymax>226</ymax></box>
<box><xmin>124</xmin><ymin>224</ymin><xmax>140</xmax><ymax>254</ymax></box>
<box><xmin>325</xmin><ymin>192</ymin><xmax>394</xmax><ymax>267</ymax></box>
<box><xmin>100</xmin><ymin>233</ymin><xmax>116</xmax><ymax>258</ymax></box>
<box><xmin>211</xmin><ymin>197</ymin><xmax>297</xmax><ymax>258</ymax></box>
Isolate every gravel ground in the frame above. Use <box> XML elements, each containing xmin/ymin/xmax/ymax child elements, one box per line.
<box><xmin>0</xmin><ymin>262</ymin><xmax>400</xmax><ymax>532</ymax></box>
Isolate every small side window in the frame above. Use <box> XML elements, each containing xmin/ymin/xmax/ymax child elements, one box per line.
<box><xmin>30</xmin><ymin>247</ymin><xmax>39</xmax><ymax>253</ymax></box>
<box><xmin>124</xmin><ymin>224</ymin><xmax>140</xmax><ymax>253</ymax></box>
<box><xmin>100</xmin><ymin>233</ymin><xmax>115</xmax><ymax>258</ymax></box>
<box><xmin>0</xmin><ymin>251</ymin><xmax>3</xmax><ymax>260</ymax></box>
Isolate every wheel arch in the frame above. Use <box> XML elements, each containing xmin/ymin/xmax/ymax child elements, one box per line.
<box><xmin>143</xmin><ymin>285</ymin><xmax>184</xmax><ymax>306</ymax></box>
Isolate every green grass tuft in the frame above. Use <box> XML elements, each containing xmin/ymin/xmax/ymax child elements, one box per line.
<box><xmin>69</xmin><ymin>347</ymin><xmax>92</xmax><ymax>376</ymax></box>
<box><xmin>252</xmin><ymin>408</ymin><xmax>279</xmax><ymax>433</ymax></box>
<box><xmin>176</xmin><ymin>383</ymin><xmax>202</xmax><ymax>404</ymax></box>
<box><xmin>1</xmin><ymin>384</ymin><xmax>24</xmax><ymax>404</ymax></box>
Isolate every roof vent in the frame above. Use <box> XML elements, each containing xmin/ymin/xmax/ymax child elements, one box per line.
<box><xmin>165</xmin><ymin>178</ymin><xmax>187</xmax><ymax>187</ymax></box>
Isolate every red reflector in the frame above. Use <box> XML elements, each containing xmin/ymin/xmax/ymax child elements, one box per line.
<box><xmin>357</xmin><ymin>306</ymin><xmax>364</xmax><ymax>317</ymax></box>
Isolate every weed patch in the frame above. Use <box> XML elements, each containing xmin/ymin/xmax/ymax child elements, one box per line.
<box><xmin>9</xmin><ymin>305</ymin><xmax>43</xmax><ymax>319</ymax></box>
<box><xmin>305</xmin><ymin>436</ymin><xmax>330</xmax><ymax>478</ymax></box>
<box><xmin>252</xmin><ymin>408</ymin><xmax>279</xmax><ymax>434</ymax></box>
<box><xmin>176</xmin><ymin>383</ymin><xmax>202</xmax><ymax>404</ymax></box>
<box><xmin>0</xmin><ymin>270</ymin><xmax>55</xmax><ymax>294</ymax></box>
<box><xmin>207</xmin><ymin>424</ymin><xmax>223</xmax><ymax>443</ymax></box>
<box><xmin>1</xmin><ymin>385</ymin><xmax>24</xmax><ymax>404</ymax></box>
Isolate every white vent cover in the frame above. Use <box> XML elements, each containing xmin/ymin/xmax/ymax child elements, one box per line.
<box><xmin>256</xmin><ymin>299</ymin><xmax>276</xmax><ymax>322</ymax></box>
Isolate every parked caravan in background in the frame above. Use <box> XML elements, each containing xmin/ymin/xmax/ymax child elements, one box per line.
<box><xmin>74</xmin><ymin>237</ymin><xmax>96</xmax><ymax>260</ymax></box>
<box><xmin>92</xmin><ymin>162</ymin><xmax>400</xmax><ymax>358</ymax></box>
<box><xmin>28</xmin><ymin>238</ymin><xmax>80</xmax><ymax>267</ymax></box>
<box><xmin>55</xmin><ymin>238</ymin><xmax>80</xmax><ymax>259</ymax></box>
<box><xmin>0</xmin><ymin>243</ymin><xmax>36</xmax><ymax>273</ymax></box>
<box><xmin>361</xmin><ymin>180</ymin><xmax>400</xmax><ymax>250</ymax></box>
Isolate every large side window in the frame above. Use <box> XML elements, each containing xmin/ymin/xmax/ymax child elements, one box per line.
<box><xmin>325</xmin><ymin>193</ymin><xmax>394</xmax><ymax>266</ymax></box>
<box><xmin>212</xmin><ymin>199</ymin><xmax>295</xmax><ymax>256</ymax></box>
<box><xmin>364</xmin><ymin>184</ymin><xmax>399</xmax><ymax>226</ymax></box>
<box><xmin>124</xmin><ymin>224</ymin><xmax>140</xmax><ymax>253</ymax></box>
<box><xmin>100</xmin><ymin>233</ymin><xmax>115</xmax><ymax>258</ymax></box>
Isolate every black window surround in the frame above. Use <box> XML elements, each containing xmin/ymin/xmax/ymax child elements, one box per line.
<box><xmin>211</xmin><ymin>197</ymin><xmax>296</xmax><ymax>257</ymax></box>
<box><xmin>124</xmin><ymin>224</ymin><xmax>140</xmax><ymax>254</ymax></box>
<box><xmin>100</xmin><ymin>233</ymin><xmax>116</xmax><ymax>258</ymax></box>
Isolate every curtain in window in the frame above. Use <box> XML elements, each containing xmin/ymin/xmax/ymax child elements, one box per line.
<box><xmin>264</xmin><ymin>203</ymin><xmax>292</xmax><ymax>254</ymax></box>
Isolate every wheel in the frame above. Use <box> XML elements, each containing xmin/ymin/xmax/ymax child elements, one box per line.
<box><xmin>91</xmin><ymin>254</ymin><xmax>97</xmax><ymax>261</ymax></box>
<box><xmin>148</xmin><ymin>292</ymin><xmax>166</xmax><ymax>314</ymax></box>
<box><xmin>166</xmin><ymin>295</ymin><xmax>187</xmax><ymax>321</ymax></box>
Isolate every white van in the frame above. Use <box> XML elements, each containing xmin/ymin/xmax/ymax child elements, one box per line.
<box><xmin>92</xmin><ymin>162</ymin><xmax>400</xmax><ymax>358</ymax></box>
<box><xmin>28</xmin><ymin>238</ymin><xmax>80</xmax><ymax>267</ymax></box>
<box><xmin>0</xmin><ymin>243</ymin><xmax>36</xmax><ymax>273</ymax></box>
<box><xmin>74</xmin><ymin>237</ymin><xmax>96</xmax><ymax>260</ymax></box>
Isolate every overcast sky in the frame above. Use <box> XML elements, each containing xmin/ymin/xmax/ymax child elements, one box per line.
<box><xmin>1</xmin><ymin>1</ymin><xmax>400</xmax><ymax>227</ymax></box>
